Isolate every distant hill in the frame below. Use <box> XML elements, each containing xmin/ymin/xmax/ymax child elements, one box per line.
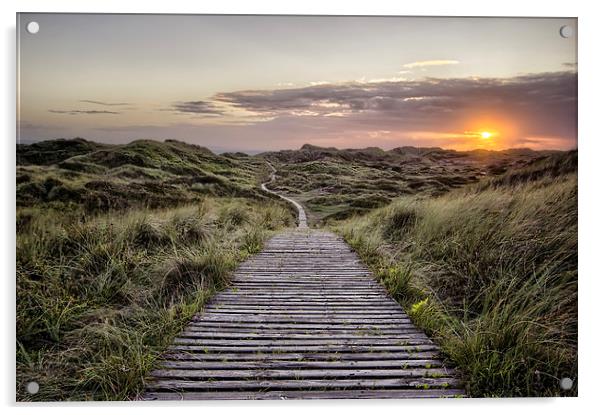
<box><xmin>17</xmin><ymin>138</ymin><xmax>108</xmax><ymax>166</ymax></box>
<box><xmin>263</xmin><ymin>143</ymin><xmax>557</xmax><ymax>166</ymax></box>
<box><xmin>16</xmin><ymin>138</ymin><xmax>269</xmax><ymax>212</ymax></box>
<box><xmin>259</xmin><ymin>143</ymin><xmax>565</xmax><ymax>224</ymax></box>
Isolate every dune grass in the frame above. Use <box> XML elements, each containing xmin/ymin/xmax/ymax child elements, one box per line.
<box><xmin>263</xmin><ymin>144</ymin><xmax>549</xmax><ymax>225</ymax></box>
<box><xmin>335</xmin><ymin>152</ymin><xmax>577</xmax><ymax>397</ymax></box>
<box><xmin>17</xmin><ymin>139</ymin><xmax>270</xmax><ymax>213</ymax></box>
<box><xmin>16</xmin><ymin>138</ymin><xmax>577</xmax><ymax>399</ymax></box>
<box><xmin>16</xmin><ymin>197</ymin><xmax>293</xmax><ymax>401</ymax></box>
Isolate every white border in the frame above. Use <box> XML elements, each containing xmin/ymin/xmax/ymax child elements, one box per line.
<box><xmin>3</xmin><ymin>1</ymin><xmax>600</xmax><ymax>414</ymax></box>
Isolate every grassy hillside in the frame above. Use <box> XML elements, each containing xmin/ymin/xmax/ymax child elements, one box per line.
<box><xmin>17</xmin><ymin>139</ymin><xmax>270</xmax><ymax>213</ymax></box>
<box><xmin>263</xmin><ymin>144</ymin><xmax>552</xmax><ymax>225</ymax></box>
<box><xmin>16</xmin><ymin>138</ymin><xmax>576</xmax><ymax>399</ymax></box>
<box><xmin>17</xmin><ymin>137</ymin><xmax>108</xmax><ymax>166</ymax></box>
<box><xmin>336</xmin><ymin>151</ymin><xmax>577</xmax><ymax>397</ymax></box>
<box><xmin>16</xmin><ymin>138</ymin><xmax>296</xmax><ymax>400</ymax></box>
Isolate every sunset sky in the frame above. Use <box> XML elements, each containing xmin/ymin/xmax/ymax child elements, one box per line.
<box><xmin>18</xmin><ymin>14</ymin><xmax>577</xmax><ymax>153</ymax></box>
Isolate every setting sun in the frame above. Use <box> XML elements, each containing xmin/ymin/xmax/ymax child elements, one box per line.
<box><xmin>480</xmin><ymin>131</ymin><xmax>492</xmax><ymax>139</ymax></box>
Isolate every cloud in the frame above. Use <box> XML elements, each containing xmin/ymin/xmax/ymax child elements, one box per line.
<box><xmin>79</xmin><ymin>100</ymin><xmax>131</xmax><ymax>106</ymax></box>
<box><xmin>213</xmin><ymin>71</ymin><xmax>575</xmax><ymax>120</ymax></box>
<box><xmin>207</xmin><ymin>71</ymin><xmax>576</xmax><ymax>150</ymax></box>
<box><xmin>35</xmin><ymin>71</ymin><xmax>576</xmax><ymax>152</ymax></box>
<box><xmin>402</xmin><ymin>60</ymin><xmax>460</xmax><ymax>69</ymax></box>
<box><xmin>169</xmin><ymin>100</ymin><xmax>224</xmax><ymax>115</ymax></box>
<box><xmin>48</xmin><ymin>109</ymin><xmax>120</xmax><ymax>115</ymax></box>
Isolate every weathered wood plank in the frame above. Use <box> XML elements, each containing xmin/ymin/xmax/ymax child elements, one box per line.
<box><xmin>172</xmin><ymin>338</ymin><xmax>432</xmax><ymax>346</ymax></box>
<box><xmin>206</xmin><ymin>305</ymin><xmax>403</xmax><ymax>310</ymax></box>
<box><xmin>195</xmin><ymin>316</ymin><xmax>414</xmax><ymax>324</ymax></box>
<box><xmin>200</xmin><ymin>313</ymin><xmax>409</xmax><ymax>320</ymax></box>
<box><xmin>141</xmin><ymin>388</ymin><xmax>465</xmax><ymax>400</ymax></box>
<box><xmin>150</xmin><ymin>367</ymin><xmax>457</xmax><ymax>379</ymax></box>
<box><xmin>179</xmin><ymin>330</ymin><xmax>427</xmax><ymax>339</ymax></box>
<box><xmin>159</xmin><ymin>359</ymin><xmax>445</xmax><ymax>370</ymax></box>
<box><xmin>160</xmin><ymin>351</ymin><xmax>441</xmax><ymax>361</ymax></box>
<box><xmin>210</xmin><ymin>304</ymin><xmax>402</xmax><ymax>309</ymax></box>
<box><xmin>145</xmin><ymin>376</ymin><xmax>462</xmax><ymax>391</ymax></box>
<box><xmin>166</xmin><ymin>344</ymin><xmax>439</xmax><ymax>353</ymax></box>
<box><xmin>186</xmin><ymin>322</ymin><xmax>419</xmax><ymax>330</ymax></box>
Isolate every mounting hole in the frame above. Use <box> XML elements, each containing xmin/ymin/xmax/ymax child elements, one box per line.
<box><xmin>559</xmin><ymin>25</ymin><xmax>573</xmax><ymax>38</ymax></box>
<box><xmin>26</xmin><ymin>381</ymin><xmax>39</xmax><ymax>394</ymax></box>
<box><xmin>26</xmin><ymin>21</ymin><xmax>40</xmax><ymax>34</ymax></box>
<box><xmin>559</xmin><ymin>377</ymin><xmax>573</xmax><ymax>390</ymax></box>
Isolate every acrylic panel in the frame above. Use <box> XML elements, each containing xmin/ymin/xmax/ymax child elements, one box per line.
<box><xmin>16</xmin><ymin>13</ymin><xmax>577</xmax><ymax>401</ymax></box>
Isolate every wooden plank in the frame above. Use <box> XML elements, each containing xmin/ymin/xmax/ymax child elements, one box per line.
<box><xmin>205</xmin><ymin>303</ymin><xmax>402</xmax><ymax>309</ymax></box>
<box><xmin>204</xmin><ymin>309</ymin><xmax>404</xmax><ymax>314</ymax></box>
<box><xmin>149</xmin><ymin>367</ymin><xmax>457</xmax><ymax>379</ymax></box>
<box><xmin>186</xmin><ymin>322</ymin><xmax>418</xmax><ymax>330</ymax></box>
<box><xmin>199</xmin><ymin>310</ymin><xmax>409</xmax><ymax>317</ymax></box>
<box><xmin>227</xmin><ymin>290</ymin><xmax>381</xmax><ymax>293</ymax></box>
<box><xmin>160</xmin><ymin>351</ymin><xmax>441</xmax><ymax>361</ymax></box>
<box><xmin>212</xmin><ymin>294</ymin><xmax>391</xmax><ymax>299</ymax></box>
<box><xmin>141</xmin><ymin>388</ymin><xmax>465</xmax><ymax>400</ymax></box>
<box><xmin>229</xmin><ymin>286</ymin><xmax>377</xmax><ymax>289</ymax></box>
<box><xmin>167</xmin><ymin>344</ymin><xmax>439</xmax><ymax>353</ymax></box>
<box><xmin>206</xmin><ymin>305</ymin><xmax>403</xmax><ymax>310</ymax></box>
<box><xmin>195</xmin><ymin>316</ymin><xmax>414</xmax><ymax>324</ymax></box>
<box><xmin>145</xmin><ymin>376</ymin><xmax>462</xmax><ymax>391</ymax></box>
<box><xmin>172</xmin><ymin>338</ymin><xmax>432</xmax><ymax>346</ymax></box>
<box><xmin>159</xmin><ymin>359</ymin><xmax>445</xmax><ymax>370</ymax></box>
<box><xmin>179</xmin><ymin>330</ymin><xmax>426</xmax><ymax>339</ymax></box>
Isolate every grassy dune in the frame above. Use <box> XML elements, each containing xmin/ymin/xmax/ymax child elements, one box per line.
<box><xmin>16</xmin><ymin>138</ymin><xmax>577</xmax><ymax>399</ymax></box>
<box><xmin>17</xmin><ymin>138</ymin><xmax>270</xmax><ymax>212</ymax></box>
<box><xmin>336</xmin><ymin>151</ymin><xmax>577</xmax><ymax>397</ymax></box>
<box><xmin>263</xmin><ymin>144</ymin><xmax>551</xmax><ymax>225</ymax></box>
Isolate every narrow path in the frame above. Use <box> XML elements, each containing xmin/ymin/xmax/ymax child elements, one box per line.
<box><xmin>261</xmin><ymin>161</ymin><xmax>307</xmax><ymax>228</ymax></box>
<box><xmin>142</xmin><ymin>165</ymin><xmax>463</xmax><ymax>400</ymax></box>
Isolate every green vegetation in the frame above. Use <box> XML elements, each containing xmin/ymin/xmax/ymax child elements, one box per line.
<box><xmin>16</xmin><ymin>138</ymin><xmax>294</xmax><ymax>400</ymax></box>
<box><xmin>17</xmin><ymin>138</ymin><xmax>270</xmax><ymax>213</ymax></box>
<box><xmin>263</xmin><ymin>144</ymin><xmax>553</xmax><ymax>225</ymax></box>
<box><xmin>335</xmin><ymin>151</ymin><xmax>577</xmax><ymax>397</ymax></box>
<box><xmin>16</xmin><ymin>138</ymin><xmax>577</xmax><ymax>399</ymax></box>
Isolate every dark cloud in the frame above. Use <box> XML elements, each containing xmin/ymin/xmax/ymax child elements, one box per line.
<box><xmin>169</xmin><ymin>100</ymin><xmax>224</xmax><ymax>115</ymax></box>
<box><xmin>210</xmin><ymin>71</ymin><xmax>577</xmax><ymax>146</ymax></box>
<box><xmin>79</xmin><ymin>100</ymin><xmax>131</xmax><ymax>106</ymax></box>
<box><xmin>215</xmin><ymin>72</ymin><xmax>576</xmax><ymax>119</ymax></box>
<box><xmin>49</xmin><ymin>109</ymin><xmax>120</xmax><ymax>115</ymax></box>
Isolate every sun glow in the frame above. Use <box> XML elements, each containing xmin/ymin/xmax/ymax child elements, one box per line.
<box><xmin>460</xmin><ymin>124</ymin><xmax>506</xmax><ymax>150</ymax></box>
<box><xmin>464</xmin><ymin>129</ymin><xmax>498</xmax><ymax>140</ymax></box>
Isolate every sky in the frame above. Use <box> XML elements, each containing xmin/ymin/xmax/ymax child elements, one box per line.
<box><xmin>17</xmin><ymin>14</ymin><xmax>577</xmax><ymax>153</ymax></box>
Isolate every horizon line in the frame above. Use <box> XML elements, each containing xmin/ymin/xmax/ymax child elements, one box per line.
<box><xmin>16</xmin><ymin>136</ymin><xmax>577</xmax><ymax>155</ymax></box>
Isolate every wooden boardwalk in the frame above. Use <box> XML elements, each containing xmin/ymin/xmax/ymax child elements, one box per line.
<box><xmin>141</xmin><ymin>228</ymin><xmax>464</xmax><ymax>400</ymax></box>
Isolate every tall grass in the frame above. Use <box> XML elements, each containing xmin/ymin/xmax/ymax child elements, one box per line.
<box><xmin>336</xmin><ymin>154</ymin><xmax>577</xmax><ymax>397</ymax></box>
<box><xmin>16</xmin><ymin>197</ymin><xmax>293</xmax><ymax>401</ymax></box>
